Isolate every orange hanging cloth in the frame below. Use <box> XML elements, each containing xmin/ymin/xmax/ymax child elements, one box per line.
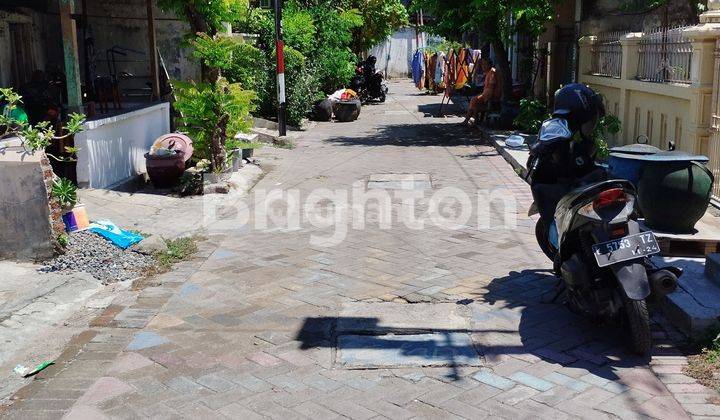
<box><xmin>455</xmin><ymin>48</ymin><xmax>470</xmax><ymax>90</ymax></box>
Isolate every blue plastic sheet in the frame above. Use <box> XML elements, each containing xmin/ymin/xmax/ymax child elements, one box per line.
<box><xmin>88</xmin><ymin>220</ymin><xmax>143</xmax><ymax>249</ymax></box>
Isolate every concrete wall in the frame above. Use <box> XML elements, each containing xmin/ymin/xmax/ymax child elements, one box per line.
<box><xmin>74</xmin><ymin>102</ymin><xmax>171</xmax><ymax>188</ymax></box>
<box><xmin>0</xmin><ymin>148</ymin><xmax>57</xmax><ymax>261</ymax></box>
<box><xmin>369</xmin><ymin>27</ymin><xmax>436</xmax><ymax>79</ymax></box>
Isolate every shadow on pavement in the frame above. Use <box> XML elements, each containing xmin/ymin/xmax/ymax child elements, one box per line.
<box><xmin>480</xmin><ymin>268</ymin><xmax>664</xmax><ymax>415</ymax></box>
<box><xmin>417</xmin><ymin>103</ymin><xmax>466</xmax><ymax>118</ymax></box>
<box><xmin>295</xmin><ymin>267</ymin><xmax>665</xmax><ymax>416</ymax></box>
<box><xmin>323</xmin><ymin>123</ymin><xmax>489</xmax><ymax>148</ymax></box>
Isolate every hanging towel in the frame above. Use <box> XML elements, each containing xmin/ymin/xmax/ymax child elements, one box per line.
<box><xmin>411</xmin><ymin>50</ymin><xmax>425</xmax><ymax>87</ymax></box>
<box><xmin>435</xmin><ymin>52</ymin><xmax>445</xmax><ymax>86</ymax></box>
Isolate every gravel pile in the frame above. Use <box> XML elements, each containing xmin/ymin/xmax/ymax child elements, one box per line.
<box><xmin>40</xmin><ymin>231</ymin><xmax>155</xmax><ymax>284</ymax></box>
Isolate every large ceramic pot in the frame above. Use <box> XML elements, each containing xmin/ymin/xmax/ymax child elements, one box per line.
<box><xmin>608</xmin><ymin>144</ymin><xmax>663</xmax><ymax>186</ymax></box>
<box><xmin>637</xmin><ymin>160</ymin><xmax>714</xmax><ymax>233</ymax></box>
<box><xmin>334</xmin><ymin>99</ymin><xmax>361</xmax><ymax>122</ymax></box>
<box><xmin>145</xmin><ymin>153</ymin><xmax>186</xmax><ymax>188</ymax></box>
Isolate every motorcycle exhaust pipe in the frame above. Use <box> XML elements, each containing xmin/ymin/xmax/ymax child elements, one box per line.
<box><xmin>649</xmin><ymin>269</ymin><xmax>678</xmax><ymax>297</ymax></box>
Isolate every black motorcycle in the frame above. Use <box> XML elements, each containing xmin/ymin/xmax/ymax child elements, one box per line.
<box><xmin>528</xmin><ymin>128</ymin><xmax>680</xmax><ymax>355</ymax></box>
<box><xmin>350</xmin><ymin>56</ymin><xmax>388</xmax><ymax>103</ymax></box>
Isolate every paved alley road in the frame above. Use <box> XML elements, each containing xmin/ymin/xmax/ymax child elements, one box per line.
<box><xmin>5</xmin><ymin>81</ymin><xmax>719</xmax><ymax>419</ymax></box>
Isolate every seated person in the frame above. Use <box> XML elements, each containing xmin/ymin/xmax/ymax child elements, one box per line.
<box><xmin>462</xmin><ymin>58</ymin><xmax>501</xmax><ymax>125</ymax></box>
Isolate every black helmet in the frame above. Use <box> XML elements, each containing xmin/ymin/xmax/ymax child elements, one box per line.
<box><xmin>553</xmin><ymin>83</ymin><xmax>605</xmax><ymax>127</ymax></box>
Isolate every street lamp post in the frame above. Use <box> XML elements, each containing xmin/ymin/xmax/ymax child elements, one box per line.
<box><xmin>274</xmin><ymin>0</ymin><xmax>287</xmax><ymax>137</ymax></box>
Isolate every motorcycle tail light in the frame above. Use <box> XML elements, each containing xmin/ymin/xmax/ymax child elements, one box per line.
<box><xmin>578</xmin><ymin>188</ymin><xmax>635</xmax><ymax>221</ymax></box>
<box><xmin>593</xmin><ymin>188</ymin><xmax>627</xmax><ymax>210</ymax></box>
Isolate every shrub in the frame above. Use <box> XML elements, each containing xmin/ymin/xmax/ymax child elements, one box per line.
<box><xmin>514</xmin><ymin>98</ymin><xmax>548</xmax><ymax>134</ymax></box>
<box><xmin>594</xmin><ymin>114</ymin><xmax>622</xmax><ymax>160</ymax></box>
<box><xmin>283</xmin><ymin>9</ymin><xmax>316</xmax><ymax>57</ymax></box>
<box><xmin>225</xmin><ymin>42</ymin><xmax>273</xmax><ymax>116</ymax></box>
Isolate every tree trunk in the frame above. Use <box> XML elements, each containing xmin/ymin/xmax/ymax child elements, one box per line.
<box><xmin>210</xmin><ymin>112</ymin><xmax>229</xmax><ymax>172</ymax></box>
<box><xmin>491</xmin><ymin>39</ymin><xmax>513</xmax><ymax>103</ymax></box>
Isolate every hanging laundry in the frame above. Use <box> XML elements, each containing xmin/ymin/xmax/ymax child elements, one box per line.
<box><xmin>471</xmin><ymin>50</ymin><xmax>483</xmax><ymax>87</ymax></box>
<box><xmin>445</xmin><ymin>50</ymin><xmax>457</xmax><ymax>96</ymax></box>
<box><xmin>427</xmin><ymin>53</ymin><xmax>438</xmax><ymax>92</ymax></box>
<box><xmin>411</xmin><ymin>50</ymin><xmax>425</xmax><ymax>89</ymax></box>
<box><xmin>435</xmin><ymin>51</ymin><xmax>446</xmax><ymax>88</ymax></box>
<box><xmin>455</xmin><ymin>48</ymin><xmax>470</xmax><ymax>90</ymax></box>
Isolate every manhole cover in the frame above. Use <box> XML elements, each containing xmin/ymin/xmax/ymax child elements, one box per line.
<box><xmin>335</xmin><ymin>302</ymin><xmax>480</xmax><ymax>368</ymax></box>
<box><xmin>337</xmin><ymin>333</ymin><xmax>481</xmax><ymax>368</ymax></box>
<box><xmin>367</xmin><ymin>173</ymin><xmax>432</xmax><ymax>190</ymax></box>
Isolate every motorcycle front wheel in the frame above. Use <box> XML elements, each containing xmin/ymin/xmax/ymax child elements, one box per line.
<box><xmin>622</xmin><ymin>296</ymin><xmax>652</xmax><ymax>355</ymax></box>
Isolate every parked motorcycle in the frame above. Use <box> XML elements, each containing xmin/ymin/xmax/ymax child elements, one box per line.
<box><xmin>350</xmin><ymin>55</ymin><xmax>388</xmax><ymax>104</ymax></box>
<box><xmin>527</xmin><ymin>119</ymin><xmax>681</xmax><ymax>355</ymax></box>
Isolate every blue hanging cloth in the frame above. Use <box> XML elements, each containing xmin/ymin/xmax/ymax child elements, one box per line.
<box><xmin>411</xmin><ymin>50</ymin><xmax>425</xmax><ymax>86</ymax></box>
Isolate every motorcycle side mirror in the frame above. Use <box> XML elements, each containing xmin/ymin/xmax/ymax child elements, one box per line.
<box><xmin>667</xmin><ymin>141</ymin><xmax>676</xmax><ymax>151</ymax></box>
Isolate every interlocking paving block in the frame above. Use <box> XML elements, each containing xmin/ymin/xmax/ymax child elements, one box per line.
<box><xmin>337</xmin><ymin>333</ymin><xmax>481</xmax><ymax>368</ymax></box>
<box><xmin>127</xmin><ymin>331</ymin><xmax>169</xmax><ymax>351</ymax></box>
<box><xmin>338</xmin><ymin>302</ymin><xmax>469</xmax><ymax>334</ymax></box>
<box><xmin>367</xmin><ymin>173</ymin><xmax>432</xmax><ymax>190</ymax></box>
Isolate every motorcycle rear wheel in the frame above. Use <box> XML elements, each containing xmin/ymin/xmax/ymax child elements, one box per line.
<box><xmin>623</xmin><ymin>297</ymin><xmax>652</xmax><ymax>355</ymax></box>
<box><xmin>535</xmin><ymin>219</ymin><xmax>557</xmax><ymax>262</ymax></box>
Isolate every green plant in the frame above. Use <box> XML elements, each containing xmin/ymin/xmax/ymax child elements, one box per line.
<box><xmin>225</xmin><ymin>42</ymin><xmax>274</xmax><ymax>117</ymax></box>
<box><xmin>173</xmin><ymin>77</ymin><xmax>256</xmax><ymax>171</ymax></box>
<box><xmin>226</xmin><ymin>138</ymin><xmax>263</xmax><ymax>150</ymax></box>
<box><xmin>57</xmin><ymin>233</ymin><xmax>69</xmax><ymax>248</ymax></box>
<box><xmin>155</xmin><ymin>236</ymin><xmax>199</xmax><ymax>269</ymax></box>
<box><xmin>350</xmin><ymin>0</ymin><xmax>408</xmax><ymax>53</ymax></box>
<box><xmin>178</xmin><ymin>171</ymin><xmax>204</xmax><ymax>196</ymax></box>
<box><xmin>513</xmin><ymin>98</ymin><xmax>549</xmax><ymax>133</ymax></box>
<box><xmin>594</xmin><ymin>114</ymin><xmax>622</xmax><ymax>160</ymax></box>
<box><xmin>283</xmin><ymin>8</ymin><xmax>317</xmax><ymax>57</ymax></box>
<box><xmin>51</xmin><ymin>177</ymin><xmax>78</xmax><ymax>209</ymax></box>
<box><xmin>0</xmin><ymin>88</ymin><xmax>85</xmax><ymax>160</ymax></box>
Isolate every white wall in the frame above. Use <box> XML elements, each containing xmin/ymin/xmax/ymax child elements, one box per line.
<box><xmin>75</xmin><ymin>103</ymin><xmax>171</xmax><ymax>188</ymax></box>
<box><xmin>370</xmin><ymin>27</ymin><xmax>435</xmax><ymax>79</ymax></box>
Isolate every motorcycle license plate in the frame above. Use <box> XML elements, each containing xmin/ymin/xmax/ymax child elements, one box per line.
<box><xmin>592</xmin><ymin>232</ymin><xmax>660</xmax><ymax>267</ymax></box>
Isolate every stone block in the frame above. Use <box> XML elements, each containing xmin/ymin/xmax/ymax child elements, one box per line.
<box><xmin>0</xmin><ymin>147</ymin><xmax>56</xmax><ymax>260</ymax></box>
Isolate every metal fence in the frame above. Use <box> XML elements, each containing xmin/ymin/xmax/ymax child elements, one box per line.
<box><xmin>637</xmin><ymin>26</ymin><xmax>693</xmax><ymax>84</ymax></box>
<box><xmin>589</xmin><ymin>32</ymin><xmax>625</xmax><ymax>78</ymax></box>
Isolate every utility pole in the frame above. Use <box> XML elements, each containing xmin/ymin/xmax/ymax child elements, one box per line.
<box><xmin>274</xmin><ymin>0</ymin><xmax>287</xmax><ymax>136</ymax></box>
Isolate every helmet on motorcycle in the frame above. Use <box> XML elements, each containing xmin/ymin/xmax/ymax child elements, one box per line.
<box><xmin>553</xmin><ymin>84</ymin><xmax>605</xmax><ymax>129</ymax></box>
<box><xmin>366</xmin><ymin>56</ymin><xmax>377</xmax><ymax>66</ymax></box>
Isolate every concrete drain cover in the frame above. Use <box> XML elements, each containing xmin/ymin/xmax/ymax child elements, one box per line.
<box><xmin>367</xmin><ymin>173</ymin><xmax>432</xmax><ymax>190</ymax></box>
<box><xmin>338</xmin><ymin>333</ymin><xmax>480</xmax><ymax>368</ymax></box>
<box><xmin>336</xmin><ymin>302</ymin><xmax>481</xmax><ymax>368</ymax></box>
